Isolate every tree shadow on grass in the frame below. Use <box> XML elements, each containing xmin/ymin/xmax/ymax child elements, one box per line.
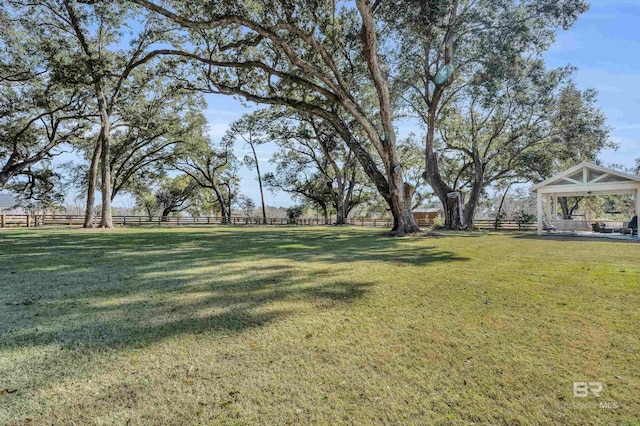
<box><xmin>0</xmin><ymin>227</ymin><xmax>471</xmax><ymax>399</ymax></box>
<box><xmin>0</xmin><ymin>227</ymin><xmax>468</xmax><ymax>352</ymax></box>
<box><xmin>1</xmin><ymin>265</ymin><xmax>363</xmax><ymax>350</ymax></box>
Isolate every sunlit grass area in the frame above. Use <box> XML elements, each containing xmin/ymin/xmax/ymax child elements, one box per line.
<box><xmin>1</xmin><ymin>227</ymin><xmax>639</xmax><ymax>424</ymax></box>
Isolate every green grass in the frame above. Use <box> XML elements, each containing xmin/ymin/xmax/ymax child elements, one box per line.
<box><xmin>0</xmin><ymin>226</ymin><xmax>639</xmax><ymax>425</ymax></box>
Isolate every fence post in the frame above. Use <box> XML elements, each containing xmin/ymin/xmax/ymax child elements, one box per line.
<box><xmin>177</xmin><ymin>216</ymin><xmax>180</xmax><ymax>226</ymax></box>
<box><xmin>1</xmin><ymin>214</ymin><xmax>5</xmax><ymax>228</ymax></box>
<box><xmin>26</xmin><ymin>215</ymin><xmax>31</xmax><ymax>227</ymax></box>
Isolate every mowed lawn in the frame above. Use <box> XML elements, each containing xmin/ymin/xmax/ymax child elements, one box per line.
<box><xmin>0</xmin><ymin>227</ymin><xmax>639</xmax><ymax>425</ymax></box>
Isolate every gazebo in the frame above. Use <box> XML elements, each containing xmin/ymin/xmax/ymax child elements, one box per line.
<box><xmin>530</xmin><ymin>162</ymin><xmax>640</xmax><ymax>239</ymax></box>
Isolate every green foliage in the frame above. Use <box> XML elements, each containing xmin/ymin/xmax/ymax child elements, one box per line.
<box><xmin>262</xmin><ymin>108</ymin><xmax>374</xmax><ymax>221</ymax></box>
<box><xmin>0</xmin><ymin>0</ymin><xmax>617</xmax><ymax>230</ymax></box>
<box><xmin>109</xmin><ymin>79</ymin><xmax>208</xmax><ymax>199</ymax></box>
<box><xmin>154</xmin><ymin>174</ymin><xmax>199</xmax><ymax>218</ymax></box>
<box><xmin>174</xmin><ymin>133</ymin><xmax>240</xmax><ymax>219</ymax></box>
<box><xmin>286</xmin><ymin>205</ymin><xmax>304</xmax><ymax>221</ymax></box>
<box><xmin>6</xmin><ymin>163</ymin><xmax>65</xmax><ymax>211</ymax></box>
<box><xmin>513</xmin><ymin>210</ymin><xmax>536</xmax><ymax>230</ymax></box>
<box><xmin>0</xmin><ymin>4</ymin><xmax>91</xmax><ymax>191</ymax></box>
<box><xmin>235</xmin><ymin>194</ymin><xmax>257</xmax><ymax>218</ymax></box>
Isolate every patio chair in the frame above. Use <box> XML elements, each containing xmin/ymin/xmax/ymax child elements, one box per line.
<box><xmin>620</xmin><ymin>222</ymin><xmax>630</xmax><ymax>235</ymax></box>
<box><xmin>629</xmin><ymin>215</ymin><xmax>638</xmax><ymax>236</ymax></box>
<box><xmin>591</xmin><ymin>222</ymin><xmax>605</xmax><ymax>233</ymax></box>
<box><xmin>542</xmin><ymin>218</ymin><xmax>556</xmax><ymax>232</ymax></box>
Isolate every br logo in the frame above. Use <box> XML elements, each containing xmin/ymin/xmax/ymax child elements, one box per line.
<box><xmin>573</xmin><ymin>382</ymin><xmax>603</xmax><ymax>397</ymax></box>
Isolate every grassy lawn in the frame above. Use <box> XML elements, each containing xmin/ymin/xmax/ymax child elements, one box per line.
<box><xmin>1</xmin><ymin>227</ymin><xmax>639</xmax><ymax>425</ymax></box>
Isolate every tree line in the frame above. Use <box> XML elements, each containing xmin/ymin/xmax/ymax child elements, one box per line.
<box><xmin>0</xmin><ymin>0</ymin><xmax>619</xmax><ymax>234</ymax></box>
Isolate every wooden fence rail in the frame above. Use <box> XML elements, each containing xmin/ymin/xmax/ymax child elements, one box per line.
<box><xmin>473</xmin><ymin>219</ymin><xmax>538</xmax><ymax>231</ymax></box>
<box><xmin>3</xmin><ymin>214</ymin><xmax>629</xmax><ymax>232</ymax></box>
<box><xmin>0</xmin><ymin>214</ymin><xmax>539</xmax><ymax>230</ymax></box>
<box><xmin>1</xmin><ymin>214</ymin><xmax>401</xmax><ymax>228</ymax></box>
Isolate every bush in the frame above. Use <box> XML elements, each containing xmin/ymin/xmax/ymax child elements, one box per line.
<box><xmin>286</xmin><ymin>205</ymin><xmax>304</xmax><ymax>224</ymax></box>
<box><xmin>514</xmin><ymin>210</ymin><xmax>536</xmax><ymax>230</ymax></box>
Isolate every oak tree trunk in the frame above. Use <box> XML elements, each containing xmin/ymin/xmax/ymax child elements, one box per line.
<box><xmin>83</xmin><ymin>137</ymin><xmax>102</xmax><ymax>228</ymax></box>
<box><xmin>388</xmin><ymin>169</ymin><xmax>420</xmax><ymax>235</ymax></box>
<box><xmin>161</xmin><ymin>207</ymin><xmax>172</xmax><ymax>221</ymax></box>
<box><xmin>213</xmin><ymin>187</ymin><xmax>228</xmax><ymax>224</ymax></box>
<box><xmin>98</xmin><ymin>100</ymin><xmax>113</xmax><ymax>229</ymax></box>
<box><xmin>559</xmin><ymin>197</ymin><xmax>582</xmax><ymax>219</ymax></box>
<box><xmin>335</xmin><ymin>202</ymin><xmax>347</xmax><ymax>225</ymax></box>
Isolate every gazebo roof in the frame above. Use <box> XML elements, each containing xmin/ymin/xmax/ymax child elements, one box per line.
<box><xmin>530</xmin><ymin>162</ymin><xmax>640</xmax><ymax>196</ymax></box>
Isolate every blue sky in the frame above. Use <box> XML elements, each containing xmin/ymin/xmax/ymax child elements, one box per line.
<box><xmin>543</xmin><ymin>0</ymin><xmax>640</xmax><ymax>169</ymax></box>
<box><xmin>105</xmin><ymin>0</ymin><xmax>640</xmax><ymax>209</ymax></box>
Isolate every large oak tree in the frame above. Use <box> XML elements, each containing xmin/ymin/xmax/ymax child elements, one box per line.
<box><xmin>88</xmin><ymin>0</ymin><xmax>422</xmax><ymax>234</ymax></box>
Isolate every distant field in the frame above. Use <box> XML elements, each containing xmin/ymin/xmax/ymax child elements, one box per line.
<box><xmin>1</xmin><ymin>227</ymin><xmax>638</xmax><ymax>425</ymax></box>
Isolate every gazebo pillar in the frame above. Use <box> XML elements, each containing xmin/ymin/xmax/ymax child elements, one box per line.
<box><xmin>537</xmin><ymin>191</ymin><xmax>543</xmax><ymax>236</ymax></box>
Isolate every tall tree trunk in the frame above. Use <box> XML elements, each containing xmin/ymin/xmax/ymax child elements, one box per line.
<box><xmin>424</xmin><ymin>89</ymin><xmax>475</xmax><ymax>230</ymax></box>
<box><xmin>559</xmin><ymin>197</ymin><xmax>582</xmax><ymax>219</ymax></box>
<box><xmin>63</xmin><ymin>0</ymin><xmax>114</xmax><ymax>228</ymax></box>
<box><xmin>464</xmin><ymin>199</ymin><xmax>479</xmax><ymax>230</ymax></box>
<box><xmin>463</xmin><ymin>162</ymin><xmax>484</xmax><ymax>229</ymax></box>
<box><xmin>387</xmin><ymin>169</ymin><xmax>420</xmax><ymax>235</ymax></box>
<box><xmin>356</xmin><ymin>0</ymin><xmax>419</xmax><ymax>236</ymax></box>
<box><xmin>333</xmin><ymin>178</ymin><xmax>348</xmax><ymax>225</ymax></box>
<box><xmin>559</xmin><ymin>197</ymin><xmax>570</xmax><ymax>219</ymax></box>
<box><xmin>250</xmin><ymin>144</ymin><xmax>267</xmax><ymax>224</ymax></box>
<box><xmin>97</xmin><ymin>91</ymin><xmax>113</xmax><ymax>228</ymax></box>
<box><xmin>212</xmin><ymin>186</ymin><xmax>228</xmax><ymax>224</ymax></box>
<box><xmin>83</xmin><ymin>136</ymin><xmax>102</xmax><ymax>228</ymax></box>
<box><xmin>335</xmin><ymin>201</ymin><xmax>347</xmax><ymax>225</ymax></box>
<box><xmin>424</xmin><ymin>120</ymin><xmax>460</xmax><ymax>229</ymax></box>
<box><xmin>493</xmin><ymin>183</ymin><xmax>512</xmax><ymax>231</ymax></box>
<box><xmin>161</xmin><ymin>206</ymin><xmax>172</xmax><ymax>221</ymax></box>
<box><xmin>443</xmin><ymin>196</ymin><xmax>462</xmax><ymax>229</ymax></box>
